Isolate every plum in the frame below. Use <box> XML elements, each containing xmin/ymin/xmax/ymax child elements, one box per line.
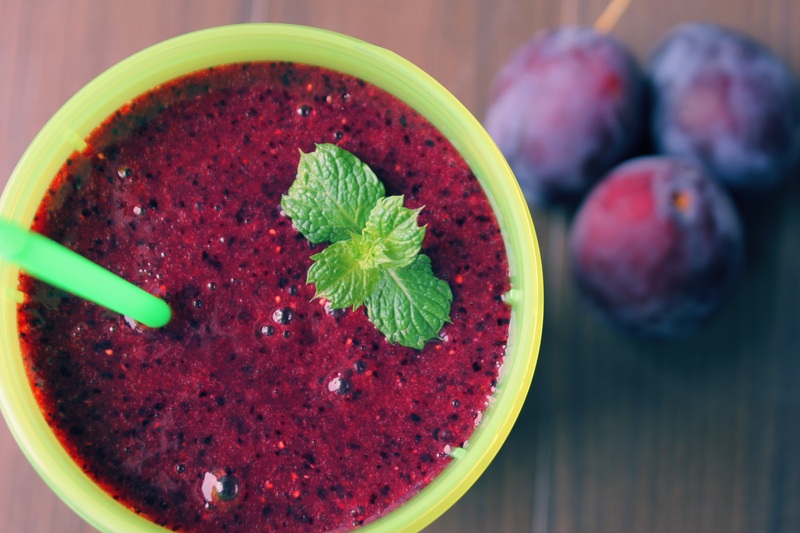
<box><xmin>485</xmin><ymin>26</ymin><xmax>646</xmax><ymax>204</ymax></box>
<box><xmin>649</xmin><ymin>22</ymin><xmax>800</xmax><ymax>190</ymax></box>
<box><xmin>569</xmin><ymin>156</ymin><xmax>744</xmax><ymax>337</ymax></box>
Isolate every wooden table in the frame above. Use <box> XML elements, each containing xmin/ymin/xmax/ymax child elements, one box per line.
<box><xmin>1</xmin><ymin>1</ymin><xmax>798</xmax><ymax>532</ymax></box>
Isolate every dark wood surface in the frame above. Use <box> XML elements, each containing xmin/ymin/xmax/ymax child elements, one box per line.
<box><xmin>1</xmin><ymin>1</ymin><xmax>799</xmax><ymax>532</ymax></box>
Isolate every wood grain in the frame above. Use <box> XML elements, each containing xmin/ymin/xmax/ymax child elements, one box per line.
<box><xmin>1</xmin><ymin>1</ymin><xmax>799</xmax><ymax>532</ymax></box>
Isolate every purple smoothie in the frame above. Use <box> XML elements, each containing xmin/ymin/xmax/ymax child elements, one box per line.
<box><xmin>18</xmin><ymin>62</ymin><xmax>511</xmax><ymax>532</ymax></box>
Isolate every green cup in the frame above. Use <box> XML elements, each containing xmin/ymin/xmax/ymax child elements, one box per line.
<box><xmin>0</xmin><ymin>24</ymin><xmax>543</xmax><ymax>532</ymax></box>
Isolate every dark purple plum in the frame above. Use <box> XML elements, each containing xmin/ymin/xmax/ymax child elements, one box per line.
<box><xmin>649</xmin><ymin>22</ymin><xmax>800</xmax><ymax>190</ymax></box>
<box><xmin>485</xmin><ymin>26</ymin><xmax>646</xmax><ymax>205</ymax></box>
<box><xmin>569</xmin><ymin>156</ymin><xmax>744</xmax><ymax>337</ymax></box>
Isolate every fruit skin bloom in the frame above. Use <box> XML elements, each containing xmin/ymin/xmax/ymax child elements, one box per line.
<box><xmin>485</xmin><ymin>25</ymin><xmax>645</xmax><ymax>205</ymax></box>
<box><xmin>649</xmin><ymin>22</ymin><xmax>800</xmax><ymax>191</ymax></box>
<box><xmin>569</xmin><ymin>156</ymin><xmax>744</xmax><ymax>338</ymax></box>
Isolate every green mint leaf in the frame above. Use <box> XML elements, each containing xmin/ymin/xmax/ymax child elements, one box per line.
<box><xmin>283</xmin><ymin>145</ymin><xmax>453</xmax><ymax>349</ymax></box>
<box><xmin>280</xmin><ymin>144</ymin><xmax>385</xmax><ymax>244</ymax></box>
<box><xmin>363</xmin><ymin>196</ymin><xmax>425</xmax><ymax>269</ymax></box>
<box><xmin>307</xmin><ymin>233</ymin><xmax>383</xmax><ymax>309</ymax></box>
<box><xmin>366</xmin><ymin>255</ymin><xmax>453</xmax><ymax>349</ymax></box>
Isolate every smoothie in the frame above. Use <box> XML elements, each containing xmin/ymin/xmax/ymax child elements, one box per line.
<box><xmin>17</xmin><ymin>62</ymin><xmax>510</xmax><ymax>532</ymax></box>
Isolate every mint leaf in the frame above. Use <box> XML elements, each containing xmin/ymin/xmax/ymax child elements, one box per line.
<box><xmin>363</xmin><ymin>196</ymin><xmax>425</xmax><ymax>269</ymax></box>
<box><xmin>307</xmin><ymin>234</ymin><xmax>383</xmax><ymax>309</ymax></box>
<box><xmin>281</xmin><ymin>144</ymin><xmax>385</xmax><ymax>244</ymax></box>
<box><xmin>282</xmin><ymin>145</ymin><xmax>453</xmax><ymax>349</ymax></box>
<box><xmin>366</xmin><ymin>255</ymin><xmax>453</xmax><ymax>349</ymax></box>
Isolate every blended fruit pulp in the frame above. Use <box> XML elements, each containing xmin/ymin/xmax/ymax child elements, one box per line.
<box><xmin>18</xmin><ymin>63</ymin><xmax>511</xmax><ymax>532</ymax></box>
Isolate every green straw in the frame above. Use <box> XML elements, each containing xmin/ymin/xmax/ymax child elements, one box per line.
<box><xmin>0</xmin><ymin>219</ymin><xmax>171</xmax><ymax>328</ymax></box>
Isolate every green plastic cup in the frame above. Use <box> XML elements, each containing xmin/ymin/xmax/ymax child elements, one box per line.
<box><xmin>0</xmin><ymin>24</ymin><xmax>543</xmax><ymax>532</ymax></box>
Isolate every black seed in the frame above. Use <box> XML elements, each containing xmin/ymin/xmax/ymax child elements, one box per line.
<box><xmin>214</xmin><ymin>474</ymin><xmax>240</xmax><ymax>502</ymax></box>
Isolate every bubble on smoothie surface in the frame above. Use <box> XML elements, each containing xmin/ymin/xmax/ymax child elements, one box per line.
<box><xmin>272</xmin><ymin>307</ymin><xmax>294</xmax><ymax>325</ymax></box>
<box><xmin>202</xmin><ymin>469</ymin><xmax>241</xmax><ymax>508</ymax></box>
<box><xmin>327</xmin><ymin>375</ymin><xmax>352</xmax><ymax>395</ymax></box>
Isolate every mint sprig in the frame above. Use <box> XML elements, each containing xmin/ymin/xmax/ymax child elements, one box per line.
<box><xmin>281</xmin><ymin>144</ymin><xmax>452</xmax><ymax>349</ymax></box>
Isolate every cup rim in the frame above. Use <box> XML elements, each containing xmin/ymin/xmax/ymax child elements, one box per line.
<box><xmin>0</xmin><ymin>23</ymin><xmax>543</xmax><ymax>533</ymax></box>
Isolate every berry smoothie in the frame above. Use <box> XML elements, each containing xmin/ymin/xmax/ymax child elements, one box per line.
<box><xmin>18</xmin><ymin>63</ymin><xmax>510</xmax><ymax>532</ymax></box>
